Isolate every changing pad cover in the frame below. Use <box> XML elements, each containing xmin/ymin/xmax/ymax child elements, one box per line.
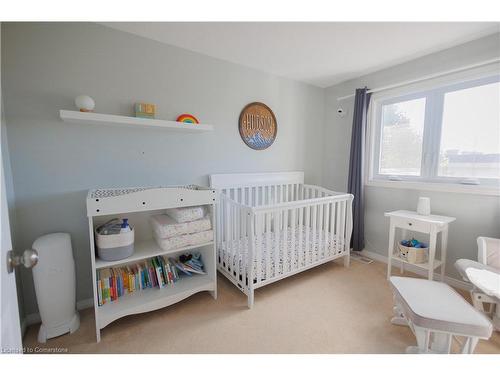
<box><xmin>154</xmin><ymin>230</ymin><xmax>214</xmax><ymax>251</ymax></box>
<box><xmin>166</xmin><ymin>206</ymin><xmax>205</xmax><ymax>223</ymax></box>
<box><xmin>150</xmin><ymin>214</ymin><xmax>211</xmax><ymax>239</ymax></box>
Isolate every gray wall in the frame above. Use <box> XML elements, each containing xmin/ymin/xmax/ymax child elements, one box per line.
<box><xmin>1</xmin><ymin>22</ymin><xmax>325</xmax><ymax>316</ymax></box>
<box><xmin>323</xmin><ymin>33</ymin><xmax>500</xmax><ymax>279</ymax></box>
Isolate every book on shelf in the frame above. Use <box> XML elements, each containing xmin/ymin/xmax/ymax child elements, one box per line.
<box><xmin>96</xmin><ymin>253</ymin><xmax>205</xmax><ymax>306</ymax></box>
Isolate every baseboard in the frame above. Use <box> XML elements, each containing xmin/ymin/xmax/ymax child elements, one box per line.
<box><xmin>22</xmin><ymin>298</ymin><xmax>94</xmax><ymax>332</ymax></box>
<box><xmin>360</xmin><ymin>249</ymin><xmax>473</xmax><ymax>291</ymax></box>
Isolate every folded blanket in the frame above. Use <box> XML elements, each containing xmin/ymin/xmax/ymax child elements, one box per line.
<box><xmin>154</xmin><ymin>230</ymin><xmax>214</xmax><ymax>251</ymax></box>
<box><xmin>150</xmin><ymin>214</ymin><xmax>211</xmax><ymax>239</ymax></box>
<box><xmin>166</xmin><ymin>206</ymin><xmax>205</xmax><ymax>223</ymax></box>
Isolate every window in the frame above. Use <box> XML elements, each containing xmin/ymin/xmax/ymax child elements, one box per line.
<box><xmin>379</xmin><ymin>97</ymin><xmax>426</xmax><ymax>176</ymax></box>
<box><xmin>370</xmin><ymin>75</ymin><xmax>500</xmax><ymax>189</ymax></box>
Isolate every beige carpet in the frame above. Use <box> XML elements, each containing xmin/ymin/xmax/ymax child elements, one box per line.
<box><xmin>23</xmin><ymin>259</ymin><xmax>500</xmax><ymax>353</ymax></box>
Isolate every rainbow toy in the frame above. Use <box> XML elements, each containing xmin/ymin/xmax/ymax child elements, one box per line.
<box><xmin>176</xmin><ymin>113</ymin><xmax>199</xmax><ymax>124</ymax></box>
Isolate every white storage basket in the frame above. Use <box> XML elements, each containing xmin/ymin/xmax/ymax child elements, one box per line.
<box><xmin>95</xmin><ymin>227</ymin><xmax>134</xmax><ymax>261</ymax></box>
<box><xmin>398</xmin><ymin>243</ymin><xmax>428</xmax><ymax>264</ymax></box>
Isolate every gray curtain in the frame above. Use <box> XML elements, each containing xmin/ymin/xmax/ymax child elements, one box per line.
<box><xmin>347</xmin><ymin>88</ymin><xmax>371</xmax><ymax>251</ymax></box>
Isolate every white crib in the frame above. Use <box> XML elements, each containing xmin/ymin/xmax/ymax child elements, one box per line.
<box><xmin>210</xmin><ymin>172</ymin><xmax>353</xmax><ymax>308</ymax></box>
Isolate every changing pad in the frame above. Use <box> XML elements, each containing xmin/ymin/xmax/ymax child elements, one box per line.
<box><xmin>150</xmin><ymin>214</ymin><xmax>211</xmax><ymax>239</ymax></box>
<box><xmin>154</xmin><ymin>229</ymin><xmax>214</xmax><ymax>251</ymax></box>
<box><xmin>166</xmin><ymin>206</ymin><xmax>205</xmax><ymax>223</ymax></box>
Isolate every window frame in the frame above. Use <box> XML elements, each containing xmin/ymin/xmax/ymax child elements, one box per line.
<box><xmin>368</xmin><ymin>74</ymin><xmax>500</xmax><ymax>193</ymax></box>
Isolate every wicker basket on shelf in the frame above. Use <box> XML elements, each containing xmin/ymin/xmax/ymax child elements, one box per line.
<box><xmin>398</xmin><ymin>242</ymin><xmax>428</xmax><ymax>264</ymax></box>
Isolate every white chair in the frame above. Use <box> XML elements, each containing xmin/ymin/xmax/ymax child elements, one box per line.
<box><xmin>455</xmin><ymin>237</ymin><xmax>500</xmax><ymax>330</ymax></box>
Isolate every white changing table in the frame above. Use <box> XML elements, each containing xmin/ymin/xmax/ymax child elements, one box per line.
<box><xmin>385</xmin><ymin>210</ymin><xmax>455</xmax><ymax>281</ymax></box>
<box><xmin>87</xmin><ymin>186</ymin><xmax>217</xmax><ymax>342</ymax></box>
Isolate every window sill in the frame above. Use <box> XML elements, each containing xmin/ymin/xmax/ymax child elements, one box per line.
<box><xmin>366</xmin><ymin>179</ymin><xmax>500</xmax><ymax>196</ymax></box>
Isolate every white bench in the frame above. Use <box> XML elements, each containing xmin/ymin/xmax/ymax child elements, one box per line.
<box><xmin>390</xmin><ymin>276</ymin><xmax>492</xmax><ymax>353</ymax></box>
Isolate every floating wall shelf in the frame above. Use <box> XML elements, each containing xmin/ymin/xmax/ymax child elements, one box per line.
<box><xmin>59</xmin><ymin>110</ymin><xmax>213</xmax><ymax>133</ymax></box>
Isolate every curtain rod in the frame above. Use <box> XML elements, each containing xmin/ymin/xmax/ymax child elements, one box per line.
<box><xmin>336</xmin><ymin>57</ymin><xmax>500</xmax><ymax>101</ymax></box>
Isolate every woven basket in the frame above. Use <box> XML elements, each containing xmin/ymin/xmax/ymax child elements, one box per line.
<box><xmin>398</xmin><ymin>243</ymin><xmax>428</xmax><ymax>264</ymax></box>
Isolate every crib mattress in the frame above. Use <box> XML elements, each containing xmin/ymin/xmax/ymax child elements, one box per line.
<box><xmin>220</xmin><ymin>225</ymin><xmax>345</xmax><ymax>282</ymax></box>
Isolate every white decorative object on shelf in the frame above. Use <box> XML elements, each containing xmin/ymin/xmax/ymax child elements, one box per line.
<box><xmin>417</xmin><ymin>197</ymin><xmax>431</xmax><ymax>216</ymax></box>
<box><xmin>60</xmin><ymin>110</ymin><xmax>213</xmax><ymax>132</ymax></box>
<box><xmin>87</xmin><ymin>185</ymin><xmax>217</xmax><ymax>342</ymax></box>
<box><xmin>74</xmin><ymin>95</ymin><xmax>95</xmax><ymax>112</ymax></box>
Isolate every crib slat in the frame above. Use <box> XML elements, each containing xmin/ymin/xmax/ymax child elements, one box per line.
<box><xmin>305</xmin><ymin>205</ymin><xmax>311</xmax><ymax>265</ymax></box>
<box><xmin>319</xmin><ymin>203</ymin><xmax>324</xmax><ymax>258</ymax></box>
<box><xmin>240</xmin><ymin>207</ymin><xmax>246</xmax><ymax>287</ymax></box>
<box><xmin>283</xmin><ymin>209</ymin><xmax>289</xmax><ymax>273</ymax></box>
<box><xmin>243</xmin><ymin>210</ymin><xmax>249</xmax><ymax>288</ymax></box>
<box><xmin>255</xmin><ymin>214</ymin><xmax>263</xmax><ymax>286</ymax></box>
<box><xmin>232</xmin><ymin>203</ymin><xmax>236</xmax><ymax>277</ymax></box>
<box><xmin>340</xmin><ymin>201</ymin><xmax>346</xmax><ymax>254</ymax></box>
<box><xmin>233</xmin><ymin>203</ymin><xmax>240</xmax><ymax>282</ymax></box>
<box><xmin>330</xmin><ymin>202</ymin><xmax>335</xmax><ymax>256</ymax></box>
<box><xmin>335</xmin><ymin>202</ymin><xmax>342</xmax><ymax>254</ymax></box>
<box><xmin>323</xmin><ymin>203</ymin><xmax>329</xmax><ymax>259</ymax></box>
<box><xmin>222</xmin><ymin>196</ymin><xmax>227</xmax><ymax>269</ymax></box>
<box><xmin>290</xmin><ymin>208</ymin><xmax>296</xmax><ymax>272</ymax></box>
<box><xmin>318</xmin><ymin>204</ymin><xmax>325</xmax><ymax>259</ymax></box>
<box><xmin>218</xmin><ymin>195</ymin><xmax>223</xmax><ymax>267</ymax></box>
<box><xmin>226</xmin><ymin>202</ymin><xmax>234</xmax><ymax>271</ymax></box>
<box><xmin>273</xmin><ymin>209</ymin><xmax>280</xmax><ymax>278</ymax></box>
<box><xmin>298</xmin><ymin>206</ymin><xmax>304</xmax><ymax>268</ymax></box>
<box><xmin>216</xmin><ymin>194</ymin><xmax>221</xmax><ymax>252</ymax></box>
<box><xmin>311</xmin><ymin>205</ymin><xmax>317</xmax><ymax>263</ymax></box>
<box><xmin>265</xmin><ymin>212</ymin><xmax>271</xmax><ymax>281</ymax></box>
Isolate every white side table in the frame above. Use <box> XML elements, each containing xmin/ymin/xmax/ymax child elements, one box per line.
<box><xmin>385</xmin><ymin>210</ymin><xmax>456</xmax><ymax>281</ymax></box>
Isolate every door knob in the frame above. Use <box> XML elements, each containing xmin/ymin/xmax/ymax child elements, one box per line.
<box><xmin>7</xmin><ymin>249</ymin><xmax>39</xmax><ymax>274</ymax></box>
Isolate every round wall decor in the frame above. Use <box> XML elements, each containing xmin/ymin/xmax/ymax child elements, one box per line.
<box><xmin>238</xmin><ymin>102</ymin><xmax>277</xmax><ymax>150</ymax></box>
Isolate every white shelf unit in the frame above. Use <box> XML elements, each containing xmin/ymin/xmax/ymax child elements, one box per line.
<box><xmin>87</xmin><ymin>186</ymin><xmax>217</xmax><ymax>342</ymax></box>
<box><xmin>61</xmin><ymin>110</ymin><xmax>214</xmax><ymax>132</ymax></box>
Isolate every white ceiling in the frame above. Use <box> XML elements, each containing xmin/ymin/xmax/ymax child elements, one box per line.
<box><xmin>102</xmin><ymin>22</ymin><xmax>499</xmax><ymax>88</ymax></box>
